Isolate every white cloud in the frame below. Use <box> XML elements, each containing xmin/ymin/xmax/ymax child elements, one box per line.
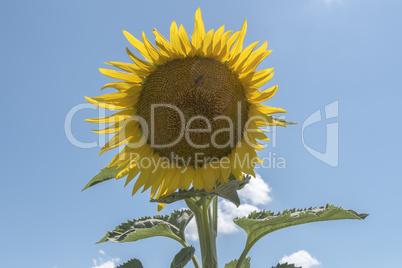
<box><xmin>185</xmin><ymin>173</ymin><xmax>272</xmax><ymax>241</ymax></box>
<box><xmin>279</xmin><ymin>250</ymin><xmax>321</xmax><ymax>268</ymax></box>
<box><xmin>238</xmin><ymin>174</ymin><xmax>272</xmax><ymax>206</ymax></box>
<box><xmin>218</xmin><ymin>200</ymin><xmax>259</xmax><ymax>234</ymax></box>
<box><xmin>185</xmin><ymin>219</ymin><xmax>199</xmax><ymax>242</ymax></box>
<box><xmin>185</xmin><ymin>200</ymin><xmax>258</xmax><ymax>241</ymax></box>
<box><xmin>92</xmin><ymin>261</ymin><xmax>117</xmax><ymax>268</ymax></box>
<box><xmin>92</xmin><ymin>250</ymin><xmax>120</xmax><ymax>268</ymax></box>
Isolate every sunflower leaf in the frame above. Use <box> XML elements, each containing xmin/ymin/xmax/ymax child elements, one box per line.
<box><xmin>97</xmin><ymin>209</ymin><xmax>193</xmax><ymax>244</ymax></box>
<box><xmin>235</xmin><ymin>204</ymin><xmax>368</xmax><ymax>260</ymax></box>
<box><xmin>151</xmin><ymin>174</ymin><xmax>251</xmax><ymax>207</ymax></box>
<box><xmin>271</xmin><ymin>263</ymin><xmax>301</xmax><ymax>268</ymax></box>
<box><xmin>271</xmin><ymin>117</ymin><xmax>297</xmax><ymax>125</ymax></box>
<box><xmin>212</xmin><ymin>179</ymin><xmax>242</xmax><ymax>206</ymax></box>
<box><xmin>116</xmin><ymin>258</ymin><xmax>144</xmax><ymax>268</ymax></box>
<box><xmin>82</xmin><ymin>166</ymin><xmax>119</xmax><ymax>191</ymax></box>
<box><xmin>170</xmin><ymin>246</ymin><xmax>195</xmax><ymax>268</ymax></box>
<box><xmin>224</xmin><ymin>257</ymin><xmax>251</xmax><ymax>268</ymax></box>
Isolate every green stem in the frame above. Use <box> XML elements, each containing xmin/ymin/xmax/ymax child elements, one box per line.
<box><xmin>202</xmin><ymin>197</ymin><xmax>217</xmax><ymax>267</ymax></box>
<box><xmin>185</xmin><ymin>197</ymin><xmax>218</xmax><ymax>268</ymax></box>
<box><xmin>176</xmin><ymin>238</ymin><xmax>201</xmax><ymax>268</ymax></box>
<box><xmin>235</xmin><ymin>238</ymin><xmax>254</xmax><ymax>268</ymax></box>
<box><xmin>213</xmin><ymin>196</ymin><xmax>218</xmax><ymax>234</ymax></box>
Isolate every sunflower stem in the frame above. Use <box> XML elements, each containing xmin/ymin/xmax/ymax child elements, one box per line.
<box><xmin>176</xmin><ymin>238</ymin><xmax>201</xmax><ymax>268</ymax></box>
<box><xmin>212</xmin><ymin>196</ymin><xmax>218</xmax><ymax>235</ymax></box>
<box><xmin>185</xmin><ymin>197</ymin><xmax>218</xmax><ymax>268</ymax></box>
<box><xmin>235</xmin><ymin>242</ymin><xmax>253</xmax><ymax>268</ymax></box>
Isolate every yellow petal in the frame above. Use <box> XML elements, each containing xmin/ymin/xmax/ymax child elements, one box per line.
<box><xmin>251</xmin><ymin>72</ymin><xmax>274</xmax><ymax>88</ymax></box>
<box><xmin>193</xmin><ymin>168</ymin><xmax>204</xmax><ymax>190</ymax></box>
<box><xmin>116</xmin><ymin>156</ymin><xmax>136</xmax><ymax>176</ymax></box>
<box><xmin>230</xmin><ymin>41</ymin><xmax>259</xmax><ymax>73</ymax></box>
<box><xmin>86</xmin><ymin>109</ymin><xmax>136</xmax><ymax>123</ymax></box>
<box><xmin>179</xmin><ymin>25</ymin><xmax>195</xmax><ymax>56</ymax></box>
<box><xmin>92</xmin><ymin>119</ymin><xmax>128</xmax><ymax>134</ymax></box>
<box><xmin>105</xmin><ymin>61</ymin><xmax>136</xmax><ymax>73</ymax></box>
<box><xmin>246</xmin><ymin>121</ymin><xmax>270</xmax><ymax>141</ymax></box>
<box><xmin>252</xmin><ymin>118</ymin><xmax>287</xmax><ymax>128</ymax></box>
<box><xmin>247</xmin><ymin>85</ymin><xmax>278</xmax><ymax>103</ymax></box>
<box><xmin>249</xmin><ymin>143</ymin><xmax>264</xmax><ymax>164</ymax></box>
<box><xmin>201</xmin><ymin>164</ymin><xmax>216</xmax><ymax>191</ymax></box>
<box><xmin>248</xmin><ymin>106</ymin><xmax>287</xmax><ymax>128</ymax></box>
<box><xmin>115</xmin><ymin>140</ymin><xmax>150</xmax><ymax>172</ymax></box>
<box><xmin>229</xmin><ymin>150</ymin><xmax>243</xmax><ymax>180</ymax></box>
<box><xmin>200</xmin><ymin>29</ymin><xmax>214</xmax><ymax>57</ymax></box>
<box><xmin>115</xmin><ymin>160</ymin><xmax>132</xmax><ymax>180</ymax></box>
<box><xmin>142</xmin><ymin>32</ymin><xmax>165</xmax><ymax>65</ymax></box>
<box><xmin>143</xmin><ymin>157</ymin><xmax>163</xmax><ymax>192</ymax></box>
<box><xmin>126</xmin><ymin>47</ymin><xmax>156</xmax><ymax>73</ymax></box>
<box><xmin>99</xmin><ymin>124</ymin><xmax>140</xmax><ymax>155</ymax></box>
<box><xmin>192</xmin><ymin>8</ymin><xmax>205</xmax><ymax>51</ymax></box>
<box><xmin>220</xmin><ymin>31</ymin><xmax>240</xmax><ymax>62</ymax></box>
<box><xmin>243</xmin><ymin>140</ymin><xmax>262</xmax><ymax>164</ymax></box>
<box><xmin>241</xmin><ymin>42</ymin><xmax>272</xmax><ymax>74</ymax></box>
<box><xmin>230</xmin><ymin>19</ymin><xmax>247</xmax><ymax>58</ymax></box>
<box><xmin>236</xmin><ymin>143</ymin><xmax>256</xmax><ymax>177</ymax></box>
<box><xmin>179</xmin><ymin>166</ymin><xmax>194</xmax><ymax>190</ymax></box>
<box><xmin>156</xmin><ymin>169</ymin><xmax>175</xmax><ymax>198</ymax></box>
<box><xmin>99</xmin><ymin>68</ymin><xmax>144</xmax><ymax>83</ymax></box>
<box><xmin>131</xmin><ymin>167</ymin><xmax>152</xmax><ymax>196</ymax></box>
<box><xmin>123</xmin><ymin>30</ymin><xmax>152</xmax><ymax>62</ymax></box>
<box><xmin>248</xmin><ymin>128</ymin><xmax>269</xmax><ymax>141</ymax></box>
<box><xmin>170</xmin><ymin>21</ymin><xmax>186</xmax><ymax>58</ymax></box>
<box><xmin>219</xmin><ymin>163</ymin><xmax>231</xmax><ymax>184</ymax></box>
<box><xmin>253</xmin><ymin>104</ymin><xmax>287</xmax><ymax>115</ymax></box>
<box><xmin>100</xmin><ymin>82</ymin><xmax>142</xmax><ymax>92</ymax></box>
<box><xmin>212</xmin><ymin>25</ymin><xmax>225</xmax><ymax>56</ymax></box>
<box><xmin>91</xmin><ymin>92</ymin><xmax>139</xmax><ymax>107</ymax></box>
<box><xmin>108</xmin><ymin>145</ymin><xmax>137</xmax><ymax>168</ymax></box>
<box><xmin>150</xmin><ymin>166</ymin><xmax>167</xmax><ymax>199</ymax></box>
<box><xmin>166</xmin><ymin>168</ymin><xmax>182</xmax><ymax>196</ymax></box>
<box><xmin>214</xmin><ymin>30</ymin><xmax>232</xmax><ymax>60</ymax></box>
<box><xmin>245</xmin><ymin>131</ymin><xmax>265</xmax><ymax>151</ymax></box>
<box><xmin>85</xmin><ymin>96</ymin><xmax>128</xmax><ymax>110</ymax></box>
<box><xmin>157</xmin><ymin>203</ymin><xmax>166</xmax><ymax>212</ymax></box>
<box><xmin>153</xmin><ymin>29</ymin><xmax>176</xmax><ymax>58</ymax></box>
<box><xmin>239</xmin><ymin>68</ymin><xmax>274</xmax><ymax>87</ymax></box>
<box><xmin>124</xmin><ymin>165</ymin><xmax>141</xmax><ymax>186</ymax></box>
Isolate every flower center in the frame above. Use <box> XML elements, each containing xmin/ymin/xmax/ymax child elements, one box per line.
<box><xmin>137</xmin><ymin>57</ymin><xmax>249</xmax><ymax>167</ymax></box>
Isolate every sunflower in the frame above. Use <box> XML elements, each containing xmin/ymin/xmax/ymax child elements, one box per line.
<box><xmin>86</xmin><ymin>8</ymin><xmax>286</xmax><ymax>209</ymax></box>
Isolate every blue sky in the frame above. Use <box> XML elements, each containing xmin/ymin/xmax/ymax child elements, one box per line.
<box><xmin>1</xmin><ymin>0</ymin><xmax>401</xmax><ymax>267</ymax></box>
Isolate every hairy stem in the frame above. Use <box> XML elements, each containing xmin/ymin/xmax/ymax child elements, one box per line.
<box><xmin>185</xmin><ymin>197</ymin><xmax>218</xmax><ymax>268</ymax></box>
<box><xmin>176</xmin><ymin>238</ymin><xmax>201</xmax><ymax>268</ymax></box>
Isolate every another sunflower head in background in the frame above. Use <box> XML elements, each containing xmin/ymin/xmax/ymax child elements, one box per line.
<box><xmin>86</xmin><ymin>8</ymin><xmax>286</xmax><ymax>209</ymax></box>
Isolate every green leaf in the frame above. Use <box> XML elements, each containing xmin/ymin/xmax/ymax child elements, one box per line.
<box><xmin>170</xmin><ymin>246</ymin><xmax>195</xmax><ymax>268</ymax></box>
<box><xmin>271</xmin><ymin>116</ymin><xmax>297</xmax><ymax>125</ymax></box>
<box><xmin>235</xmin><ymin>204</ymin><xmax>368</xmax><ymax>256</ymax></box>
<box><xmin>82</xmin><ymin>166</ymin><xmax>118</xmax><ymax>191</ymax></box>
<box><xmin>224</xmin><ymin>257</ymin><xmax>251</xmax><ymax>268</ymax></box>
<box><xmin>151</xmin><ymin>174</ymin><xmax>251</xmax><ymax>207</ymax></box>
<box><xmin>97</xmin><ymin>209</ymin><xmax>193</xmax><ymax>244</ymax></box>
<box><xmin>237</xmin><ymin>174</ymin><xmax>252</xmax><ymax>190</ymax></box>
<box><xmin>271</xmin><ymin>263</ymin><xmax>301</xmax><ymax>268</ymax></box>
<box><xmin>116</xmin><ymin>258</ymin><xmax>144</xmax><ymax>268</ymax></box>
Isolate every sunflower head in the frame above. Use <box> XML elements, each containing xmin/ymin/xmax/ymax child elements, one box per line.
<box><xmin>86</xmin><ymin>8</ymin><xmax>287</xmax><ymax>209</ymax></box>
